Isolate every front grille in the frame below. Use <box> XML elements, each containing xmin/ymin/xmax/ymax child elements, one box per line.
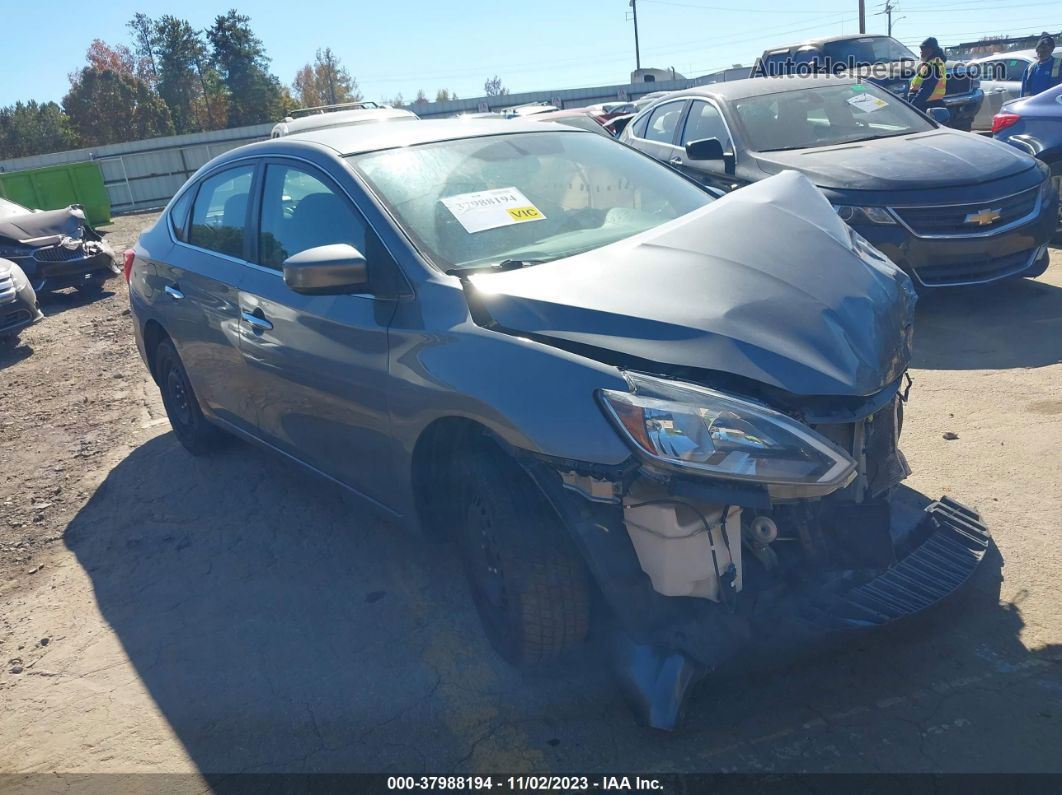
<box><xmin>1</xmin><ymin>307</ymin><xmax>31</xmax><ymax>333</ymax></box>
<box><xmin>33</xmin><ymin>245</ymin><xmax>85</xmax><ymax>263</ymax></box>
<box><xmin>892</xmin><ymin>187</ymin><xmax>1039</xmax><ymax>237</ymax></box>
<box><xmin>0</xmin><ymin>272</ymin><xmax>14</xmax><ymax>304</ymax></box>
<box><xmin>915</xmin><ymin>247</ymin><xmax>1036</xmax><ymax>287</ymax></box>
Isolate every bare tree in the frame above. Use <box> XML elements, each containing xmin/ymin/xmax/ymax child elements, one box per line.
<box><xmin>483</xmin><ymin>75</ymin><xmax>508</xmax><ymax>96</ymax></box>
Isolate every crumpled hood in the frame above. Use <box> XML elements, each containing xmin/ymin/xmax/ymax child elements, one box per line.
<box><xmin>468</xmin><ymin>171</ymin><xmax>916</xmax><ymax>397</ymax></box>
<box><xmin>754</xmin><ymin>130</ymin><xmax>1035</xmax><ymax>191</ymax></box>
<box><xmin>0</xmin><ymin>205</ymin><xmax>87</xmax><ymax>245</ymax></box>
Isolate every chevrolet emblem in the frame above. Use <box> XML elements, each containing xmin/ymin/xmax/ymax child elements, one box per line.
<box><xmin>964</xmin><ymin>208</ymin><xmax>1002</xmax><ymax>226</ymax></box>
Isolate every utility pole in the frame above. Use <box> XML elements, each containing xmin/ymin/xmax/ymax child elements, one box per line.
<box><xmin>630</xmin><ymin>0</ymin><xmax>642</xmax><ymax>71</ymax></box>
<box><xmin>859</xmin><ymin>0</ymin><xmax>866</xmax><ymax>33</ymax></box>
<box><xmin>875</xmin><ymin>1</ymin><xmax>902</xmax><ymax>36</ymax></box>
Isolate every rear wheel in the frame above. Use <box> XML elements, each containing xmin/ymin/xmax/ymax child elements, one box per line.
<box><xmin>155</xmin><ymin>338</ymin><xmax>226</xmax><ymax>455</ymax></box>
<box><xmin>454</xmin><ymin>442</ymin><xmax>590</xmax><ymax>665</ymax></box>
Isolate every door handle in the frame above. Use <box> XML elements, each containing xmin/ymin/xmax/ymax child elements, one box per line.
<box><xmin>164</xmin><ymin>284</ymin><xmax>184</xmax><ymax>300</ymax></box>
<box><xmin>241</xmin><ymin>309</ymin><xmax>273</xmax><ymax>332</ymax></box>
<box><xmin>669</xmin><ymin>157</ymin><xmax>683</xmax><ymax>166</ymax></box>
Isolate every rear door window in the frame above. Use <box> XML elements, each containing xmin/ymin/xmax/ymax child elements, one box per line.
<box><xmin>189</xmin><ymin>165</ymin><xmax>255</xmax><ymax>258</ymax></box>
<box><xmin>169</xmin><ymin>188</ymin><xmax>194</xmax><ymax>242</ymax></box>
<box><xmin>642</xmin><ymin>100</ymin><xmax>686</xmax><ymax>144</ymax></box>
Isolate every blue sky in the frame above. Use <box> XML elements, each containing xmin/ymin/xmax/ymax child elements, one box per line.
<box><xmin>3</xmin><ymin>0</ymin><xmax>1058</xmax><ymax>108</ymax></box>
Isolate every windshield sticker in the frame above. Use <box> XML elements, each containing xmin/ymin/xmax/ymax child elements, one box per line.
<box><xmin>847</xmin><ymin>93</ymin><xmax>888</xmax><ymax>113</ymax></box>
<box><xmin>440</xmin><ymin>187</ymin><xmax>547</xmax><ymax>233</ymax></box>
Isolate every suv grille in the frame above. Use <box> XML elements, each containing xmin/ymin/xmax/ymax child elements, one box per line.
<box><xmin>892</xmin><ymin>187</ymin><xmax>1039</xmax><ymax>237</ymax></box>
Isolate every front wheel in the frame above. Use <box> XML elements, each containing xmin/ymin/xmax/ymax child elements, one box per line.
<box><xmin>0</xmin><ymin>334</ymin><xmax>19</xmax><ymax>351</ymax></box>
<box><xmin>155</xmin><ymin>338</ymin><xmax>227</xmax><ymax>455</ymax></box>
<box><xmin>455</xmin><ymin>442</ymin><xmax>590</xmax><ymax>666</ymax></box>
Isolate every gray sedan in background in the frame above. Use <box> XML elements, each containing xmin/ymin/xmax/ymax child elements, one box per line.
<box><xmin>127</xmin><ymin>120</ymin><xmax>990</xmax><ymax>729</ymax></box>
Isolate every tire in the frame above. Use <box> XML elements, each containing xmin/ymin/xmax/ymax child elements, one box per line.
<box><xmin>454</xmin><ymin>442</ymin><xmax>590</xmax><ymax>666</ymax></box>
<box><xmin>154</xmin><ymin>338</ymin><xmax>226</xmax><ymax>455</ymax></box>
<box><xmin>0</xmin><ymin>334</ymin><xmax>18</xmax><ymax>351</ymax></box>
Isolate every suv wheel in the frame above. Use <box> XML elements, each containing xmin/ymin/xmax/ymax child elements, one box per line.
<box><xmin>455</xmin><ymin>442</ymin><xmax>590</xmax><ymax>665</ymax></box>
<box><xmin>155</xmin><ymin>339</ymin><xmax>226</xmax><ymax>455</ymax></box>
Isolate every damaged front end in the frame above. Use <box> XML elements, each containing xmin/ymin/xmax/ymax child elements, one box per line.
<box><xmin>464</xmin><ymin>172</ymin><xmax>991</xmax><ymax>729</ymax></box>
<box><xmin>0</xmin><ymin>204</ymin><xmax>118</xmax><ymax>292</ymax></box>
<box><xmin>525</xmin><ymin>373</ymin><xmax>989</xmax><ymax>730</ymax></box>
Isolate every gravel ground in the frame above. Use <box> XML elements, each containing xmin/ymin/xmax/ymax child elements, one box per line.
<box><xmin>0</xmin><ymin>214</ymin><xmax>1060</xmax><ymax>782</ymax></box>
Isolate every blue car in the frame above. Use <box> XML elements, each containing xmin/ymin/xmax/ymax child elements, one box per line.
<box><xmin>994</xmin><ymin>82</ymin><xmax>1062</xmax><ymax>238</ymax></box>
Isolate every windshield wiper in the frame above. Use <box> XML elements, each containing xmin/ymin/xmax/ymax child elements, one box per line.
<box><xmin>445</xmin><ymin>258</ymin><xmax>553</xmax><ymax>276</ymax></box>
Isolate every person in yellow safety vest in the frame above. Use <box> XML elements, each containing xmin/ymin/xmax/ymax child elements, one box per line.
<box><xmin>908</xmin><ymin>37</ymin><xmax>948</xmax><ymax>112</ymax></box>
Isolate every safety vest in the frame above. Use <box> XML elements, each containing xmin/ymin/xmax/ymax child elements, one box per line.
<box><xmin>910</xmin><ymin>57</ymin><xmax>948</xmax><ymax>103</ymax></box>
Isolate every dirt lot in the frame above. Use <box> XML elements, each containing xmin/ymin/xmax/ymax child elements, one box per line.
<box><xmin>1</xmin><ymin>212</ymin><xmax>1061</xmax><ymax>782</ymax></box>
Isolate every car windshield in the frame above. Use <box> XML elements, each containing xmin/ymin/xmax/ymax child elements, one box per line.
<box><xmin>0</xmin><ymin>197</ymin><xmax>32</xmax><ymax>221</ymax></box>
<box><xmin>822</xmin><ymin>36</ymin><xmax>917</xmax><ymax>66</ymax></box>
<box><xmin>733</xmin><ymin>83</ymin><xmax>934</xmax><ymax>151</ymax></box>
<box><xmin>349</xmin><ymin>131</ymin><xmax>711</xmax><ymax>271</ymax></box>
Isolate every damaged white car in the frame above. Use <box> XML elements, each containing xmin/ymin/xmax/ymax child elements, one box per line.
<box><xmin>0</xmin><ymin>197</ymin><xmax>118</xmax><ymax>294</ymax></box>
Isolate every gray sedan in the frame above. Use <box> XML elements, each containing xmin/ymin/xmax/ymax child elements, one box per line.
<box><xmin>128</xmin><ymin>120</ymin><xmax>990</xmax><ymax>729</ymax></box>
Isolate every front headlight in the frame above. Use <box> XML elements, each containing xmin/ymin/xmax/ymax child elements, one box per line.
<box><xmin>599</xmin><ymin>372</ymin><xmax>857</xmax><ymax>492</ymax></box>
<box><xmin>835</xmin><ymin>205</ymin><xmax>896</xmax><ymax>225</ymax></box>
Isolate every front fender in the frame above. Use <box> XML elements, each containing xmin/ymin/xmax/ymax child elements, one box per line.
<box><xmin>387</xmin><ymin>281</ymin><xmax>633</xmax><ymax>483</ymax></box>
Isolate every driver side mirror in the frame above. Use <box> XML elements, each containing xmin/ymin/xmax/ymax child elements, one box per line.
<box><xmin>685</xmin><ymin>137</ymin><xmax>725</xmax><ymax>161</ymax></box>
<box><xmin>283</xmin><ymin>243</ymin><xmax>369</xmax><ymax>295</ymax></box>
<box><xmin>927</xmin><ymin>107</ymin><xmax>951</xmax><ymax>125</ymax></box>
<box><xmin>685</xmin><ymin>137</ymin><xmax>736</xmax><ymax>175</ymax></box>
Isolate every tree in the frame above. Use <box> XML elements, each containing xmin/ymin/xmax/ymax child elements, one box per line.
<box><xmin>83</xmin><ymin>39</ymin><xmax>137</xmax><ymax>76</ymax></box>
<box><xmin>435</xmin><ymin>88</ymin><xmax>451</xmax><ymax>102</ymax></box>
<box><xmin>152</xmin><ymin>15</ymin><xmax>215</xmax><ymax>133</ymax></box>
<box><xmin>413</xmin><ymin>89</ymin><xmax>429</xmax><ymax>105</ymax></box>
<box><xmin>63</xmin><ymin>67</ymin><xmax>174</xmax><ymax>146</ymax></box>
<box><xmin>291</xmin><ymin>48</ymin><xmax>361</xmax><ymax>108</ymax></box>
<box><xmin>313</xmin><ymin>48</ymin><xmax>361</xmax><ymax>105</ymax></box>
<box><xmin>0</xmin><ymin>101</ymin><xmax>78</xmax><ymax>159</ymax></box>
<box><xmin>127</xmin><ymin>13</ymin><xmax>159</xmax><ymax>83</ymax></box>
<box><xmin>483</xmin><ymin>75</ymin><xmax>508</xmax><ymax>96</ymax></box>
<box><xmin>207</xmin><ymin>10</ymin><xmax>285</xmax><ymax>127</ymax></box>
<box><xmin>292</xmin><ymin>64</ymin><xmax>322</xmax><ymax>108</ymax></box>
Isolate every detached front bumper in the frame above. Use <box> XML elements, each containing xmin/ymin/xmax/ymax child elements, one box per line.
<box><xmin>528</xmin><ymin>457</ymin><xmax>992</xmax><ymax>729</ymax></box>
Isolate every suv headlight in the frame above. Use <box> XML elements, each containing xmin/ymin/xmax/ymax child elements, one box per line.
<box><xmin>835</xmin><ymin>205</ymin><xmax>896</xmax><ymax>225</ymax></box>
<box><xmin>599</xmin><ymin>372</ymin><xmax>856</xmax><ymax>492</ymax></box>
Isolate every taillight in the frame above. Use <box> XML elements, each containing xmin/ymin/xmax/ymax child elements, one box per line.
<box><xmin>991</xmin><ymin>112</ymin><xmax>1021</xmax><ymax>135</ymax></box>
<box><xmin>123</xmin><ymin>249</ymin><xmax>135</xmax><ymax>284</ymax></box>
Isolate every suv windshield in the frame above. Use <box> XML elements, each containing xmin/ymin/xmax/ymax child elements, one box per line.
<box><xmin>733</xmin><ymin>83</ymin><xmax>934</xmax><ymax>151</ymax></box>
<box><xmin>348</xmin><ymin>131</ymin><xmax>710</xmax><ymax>271</ymax></box>
<box><xmin>822</xmin><ymin>36</ymin><xmax>917</xmax><ymax>66</ymax></box>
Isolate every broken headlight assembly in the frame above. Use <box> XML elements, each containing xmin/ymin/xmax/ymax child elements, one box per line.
<box><xmin>599</xmin><ymin>372</ymin><xmax>857</xmax><ymax>496</ymax></box>
<box><xmin>834</xmin><ymin>205</ymin><xmax>896</xmax><ymax>225</ymax></box>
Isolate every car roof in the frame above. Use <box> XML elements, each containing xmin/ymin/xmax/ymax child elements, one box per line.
<box><xmin>276</xmin><ymin>107</ymin><xmax>416</xmax><ymax>134</ymax></box>
<box><xmin>280</xmin><ymin>118</ymin><xmax>589</xmax><ymax>155</ymax></box>
<box><xmin>966</xmin><ymin>49</ymin><xmax>1038</xmax><ymax>64</ymax></box>
<box><xmin>764</xmin><ymin>33</ymin><xmax>898</xmax><ymax>51</ymax></box>
<box><xmin>660</xmin><ymin>74</ymin><xmax>861</xmax><ymax>103</ymax></box>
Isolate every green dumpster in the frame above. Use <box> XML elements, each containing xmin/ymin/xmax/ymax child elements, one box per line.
<box><xmin>0</xmin><ymin>161</ymin><xmax>111</xmax><ymax>226</ymax></box>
